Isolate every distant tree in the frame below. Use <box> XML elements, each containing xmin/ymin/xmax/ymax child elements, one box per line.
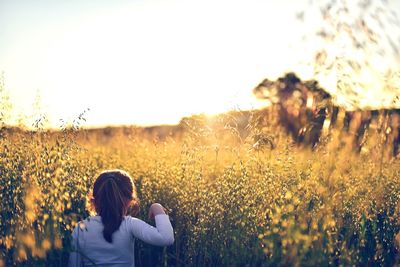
<box><xmin>253</xmin><ymin>72</ymin><xmax>336</xmax><ymax>147</ymax></box>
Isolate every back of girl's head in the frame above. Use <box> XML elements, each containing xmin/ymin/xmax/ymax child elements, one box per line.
<box><xmin>92</xmin><ymin>169</ymin><xmax>139</xmax><ymax>243</ymax></box>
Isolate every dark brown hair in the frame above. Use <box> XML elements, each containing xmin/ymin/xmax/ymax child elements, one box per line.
<box><xmin>92</xmin><ymin>170</ymin><xmax>139</xmax><ymax>243</ymax></box>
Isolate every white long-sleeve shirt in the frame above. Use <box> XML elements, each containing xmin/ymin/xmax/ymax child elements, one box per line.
<box><xmin>68</xmin><ymin>214</ymin><xmax>174</xmax><ymax>267</ymax></box>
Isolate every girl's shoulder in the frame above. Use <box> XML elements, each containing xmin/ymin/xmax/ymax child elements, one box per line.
<box><xmin>81</xmin><ymin>215</ymin><xmax>101</xmax><ymax>225</ymax></box>
<box><xmin>72</xmin><ymin>216</ymin><xmax>101</xmax><ymax>232</ymax></box>
<box><xmin>122</xmin><ymin>214</ymin><xmax>170</xmax><ymax>227</ymax></box>
<box><xmin>122</xmin><ymin>215</ymin><xmax>149</xmax><ymax>228</ymax></box>
<box><xmin>123</xmin><ymin>215</ymin><xmax>141</xmax><ymax>223</ymax></box>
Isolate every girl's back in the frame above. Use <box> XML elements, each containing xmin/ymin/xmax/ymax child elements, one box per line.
<box><xmin>68</xmin><ymin>170</ymin><xmax>174</xmax><ymax>267</ymax></box>
<box><xmin>70</xmin><ymin>214</ymin><xmax>173</xmax><ymax>267</ymax></box>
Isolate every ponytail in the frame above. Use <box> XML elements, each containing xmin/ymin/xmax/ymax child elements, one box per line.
<box><xmin>92</xmin><ymin>170</ymin><xmax>139</xmax><ymax>243</ymax></box>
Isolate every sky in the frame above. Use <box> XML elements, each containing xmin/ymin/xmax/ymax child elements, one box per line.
<box><xmin>0</xmin><ymin>0</ymin><xmax>399</xmax><ymax>128</ymax></box>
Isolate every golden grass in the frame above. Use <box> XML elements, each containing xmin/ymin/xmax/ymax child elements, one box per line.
<box><xmin>0</xmin><ymin>113</ymin><xmax>400</xmax><ymax>266</ymax></box>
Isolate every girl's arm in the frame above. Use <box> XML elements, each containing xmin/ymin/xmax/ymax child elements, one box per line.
<box><xmin>68</xmin><ymin>225</ymin><xmax>83</xmax><ymax>267</ymax></box>
<box><xmin>128</xmin><ymin>203</ymin><xmax>174</xmax><ymax>246</ymax></box>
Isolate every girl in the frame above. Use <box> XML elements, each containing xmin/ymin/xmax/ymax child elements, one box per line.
<box><xmin>68</xmin><ymin>170</ymin><xmax>174</xmax><ymax>267</ymax></box>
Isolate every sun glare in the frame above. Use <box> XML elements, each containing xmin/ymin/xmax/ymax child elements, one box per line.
<box><xmin>1</xmin><ymin>0</ymin><xmax>399</xmax><ymax>128</ymax></box>
<box><xmin>0</xmin><ymin>0</ymin><xmax>303</xmax><ymax>128</ymax></box>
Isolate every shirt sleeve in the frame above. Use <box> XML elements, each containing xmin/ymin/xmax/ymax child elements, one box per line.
<box><xmin>68</xmin><ymin>224</ymin><xmax>83</xmax><ymax>267</ymax></box>
<box><xmin>128</xmin><ymin>214</ymin><xmax>174</xmax><ymax>246</ymax></box>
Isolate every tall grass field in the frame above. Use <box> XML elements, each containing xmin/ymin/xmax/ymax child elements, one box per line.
<box><xmin>1</xmin><ymin>109</ymin><xmax>400</xmax><ymax>266</ymax></box>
